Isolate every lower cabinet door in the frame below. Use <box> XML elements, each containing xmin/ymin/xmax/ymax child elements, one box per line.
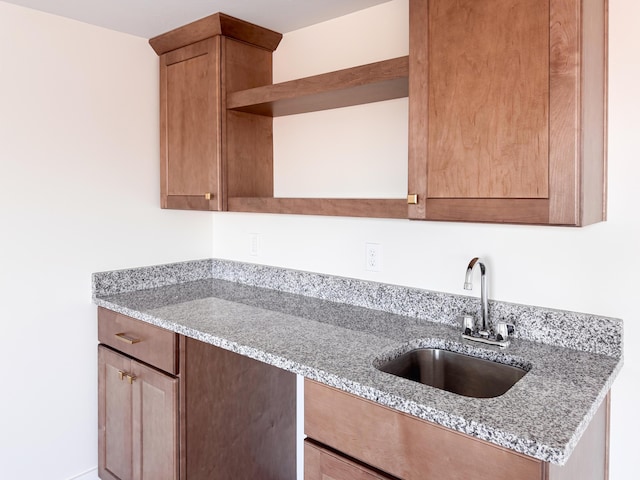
<box><xmin>99</xmin><ymin>346</ymin><xmax>134</xmax><ymax>480</ymax></box>
<box><xmin>99</xmin><ymin>345</ymin><xmax>179</xmax><ymax>480</ymax></box>
<box><xmin>131</xmin><ymin>359</ymin><xmax>179</xmax><ymax>480</ymax></box>
<box><xmin>305</xmin><ymin>440</ymin><xmax>398</xmax><ymax>480</ymax></box>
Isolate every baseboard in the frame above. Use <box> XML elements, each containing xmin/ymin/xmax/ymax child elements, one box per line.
<box><xmin>67</xmin><ymin>467</ymin><xmax>99</xmax><ymax>480</ymax></box>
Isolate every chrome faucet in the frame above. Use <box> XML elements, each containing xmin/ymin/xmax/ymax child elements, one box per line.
<box><xmin>464</xmin><ymin>257</ymin><xmax>489</xmax><ymax>334</ymax></box>
<box><xmin>461</xmin><ymin>257</ymin><xmax>513</xmax><ymax>348</ymax></box>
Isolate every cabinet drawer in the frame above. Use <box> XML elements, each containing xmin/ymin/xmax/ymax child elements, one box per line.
<box><xmin>305</xmin><ymin>379</ymin><xmax>544</xmax><ymax>480</ymax></box>
<box><xmin>305</xmin><ymin>440</ymin><xmax>397</xmax><ymax>480</ymax></box>
<box><xmin>98</xmin><ymin>307</ymin><xmax>178</xmax><ymax>374</ymax></box>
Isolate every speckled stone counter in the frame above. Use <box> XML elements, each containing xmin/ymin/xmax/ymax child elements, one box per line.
<box><xmin>92</xmin><ymin>259</ymin><xmax>623</xmax><ymax>465</ymax></box>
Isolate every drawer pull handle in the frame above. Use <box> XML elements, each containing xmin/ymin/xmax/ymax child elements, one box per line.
<box><xmin>115</xmin><ymin>332</ymin><xmax>141</xmax><ymax>345</ymax></box>
<box><xmin>118</xmin><ymin>370</ymin><xmax>126</xmax><ymax>381</ymax></box>
<box><xmin>125</xmin><ymin>374</ymin><xmax>136</xmax><ymax>384</ymax></box>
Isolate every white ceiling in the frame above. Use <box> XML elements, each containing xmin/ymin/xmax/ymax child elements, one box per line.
<box><xmin>3</xmin><ymin>0</ymin><xmax>392</xmax><ymax>38</ymax></box>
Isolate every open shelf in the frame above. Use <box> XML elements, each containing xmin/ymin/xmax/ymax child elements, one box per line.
<box><xmin>226</xmin><ymin>56</ymin><xmax>409</xmax><ymax>218</ymax></box>
<box><xmin>228</xmin><ymin>197</ymin><xmax>407</xmax><ymax>218</ymax></box>
<box><xmin>226</xmin><ymin>56</ymin><xmax>409</xmax><ymax>117</ymax></box>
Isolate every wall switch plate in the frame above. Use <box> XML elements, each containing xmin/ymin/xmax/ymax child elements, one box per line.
<box><xmin>365</xmin><ymin>243</ymin><xmax>383</xmax><ymax>272</ymax></box>
<box><xmin>249</xmin><ymin>233</ymin><xmax>259</xmax><ymax>256</ymax></box>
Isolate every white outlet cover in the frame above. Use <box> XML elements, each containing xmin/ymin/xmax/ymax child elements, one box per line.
<box><xmin>249</xmin><ymin>233</ymin><xmax>259</xmax><ymax>256</ymax></box>
<box><xmin>365</xmin><ymin>243</ymin><xmax>383</xmax><ymax>272</ymax></box>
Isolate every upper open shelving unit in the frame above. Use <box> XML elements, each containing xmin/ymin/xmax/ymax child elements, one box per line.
<box><xmin>226</xmin><ymin>55</ymin><xmax>410</xmax><ymax>218</ymax></box>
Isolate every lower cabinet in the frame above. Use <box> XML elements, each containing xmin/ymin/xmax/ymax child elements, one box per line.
<box><xmin>98</xmin><ymin>345</ymin><xmax>179</xmax><ymax>480</ymax></box>
<box><xmin>97</xmin><ymin>307</ymin><xmax>296</xmax><ymax>480</ymax></box>
<box><xmin>304</xmin><ymin>379</ymin><xmax>610</xmax><ymax>480</ymax></box>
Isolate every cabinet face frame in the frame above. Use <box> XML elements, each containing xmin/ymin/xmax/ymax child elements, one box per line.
<box><xmin>408</xmin><ymin>0</ymin><xmax>607</xmax><ymax>226</ymax></box>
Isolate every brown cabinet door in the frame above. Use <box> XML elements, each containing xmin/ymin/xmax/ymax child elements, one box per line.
<box><xmin>427</xmin><ymin>0</ymin><xmax>549</xmax><ymax>201</ymax></box>
<box><xmin>408</xmin><ymin>0</ymin><xmax>607</xmax><ymax>226</ymax></box>
<box><xmin>160</xmin><ymin>38</ymin><xmax>222</xmax><ymax>211</ymax></box>
<box><xmin>99</xmin><ymin>345</ymin><xmax>179</xmax><ymax>480</ymax></box>
<box><xmin>131</xmin><ymin>359</ymin><xmax>179</xmax><ymax>480</ymax></box>
<box><xmin>305</xmin><ymin>440</ymin><xmax>398</xmax><ymax>480</ymax></box>
<box><xmin>99</xmin><ymin>346</ymin><xmax>134</xmax><ymax>480</ymax></box>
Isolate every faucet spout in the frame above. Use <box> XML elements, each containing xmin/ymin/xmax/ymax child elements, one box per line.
<box><xmin>464</xmin><ymin>257</ymin><xmax>489</xmax><ymax>333</ymax></box>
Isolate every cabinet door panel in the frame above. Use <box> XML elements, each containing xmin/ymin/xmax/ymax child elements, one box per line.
<box><xmin>161</xmin><ymin>37</ymin><xmax>221</xmax><ymax>210</ymax></box>
<box><xmin>427</xmin><ymin>0</ymin><xmax>549</xmax><ymax>199</ymax></box>
<box><xmin>131</xmin><ymin>360</ymin><xmax>179</xmax><ymax>480</ymax></box>
<box><xmin>99</xmin><ymin>346</ymin><xmax>133</xmax><ymax>480</ymax></box>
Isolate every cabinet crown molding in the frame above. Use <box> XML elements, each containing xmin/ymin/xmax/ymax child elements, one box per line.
<box><xmin>149</xmin><ymin>12</ymin><xmax>283</xmax><ymax>56</ymax></box>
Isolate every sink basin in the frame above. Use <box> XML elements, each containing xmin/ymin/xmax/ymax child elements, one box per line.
<box><xmin>376</xmin><ymin>348</ymin><xmax>527</xmax><ymax>398</ymax></box>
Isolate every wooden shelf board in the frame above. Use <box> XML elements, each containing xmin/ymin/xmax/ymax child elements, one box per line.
<box><xmin>228</xmin><ymin>197</ymin><xmax>407</xmax><ymax>218</ymax></box>
<box><xmin>227</xmin><ymin>56</ymin><xmax>409</xmax><ymax>117</ymax></box>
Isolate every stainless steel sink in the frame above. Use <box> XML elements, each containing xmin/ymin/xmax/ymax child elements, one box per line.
<box><xmin>376</xmin><ymin>348</ymin><xmax>527</xmax><ymax>398</ymax></box>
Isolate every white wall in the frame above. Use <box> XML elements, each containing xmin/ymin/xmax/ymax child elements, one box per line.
<box><xmin>213</xmin><ymin>0</ymin><xmax>640</xmax><ymax>478</ymax></box>
<box><xmin>272</xmin><ymin>1</ymin><xmax>409</xmax><ymax>199</ymax></box>
<box><xmin>0</xmin><ymin>2</ymin><xmax>213</xmax><ymax>479</ymax></box>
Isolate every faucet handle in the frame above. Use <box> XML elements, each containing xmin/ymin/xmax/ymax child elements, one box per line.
<box><xmin>495</xmin><ymin>322</ymin><xmax>515</xmax><ymax>341</ymax></box>
<box><xmin>458</xmin><ymin>315</ymin><xmax>475</xmax><ymax>335</ymax></box>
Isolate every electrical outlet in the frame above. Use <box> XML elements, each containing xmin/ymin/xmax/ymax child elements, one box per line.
<box><xmin>365</xmin><ymin>243</ymin><xmax>383</xmax><ymax>272</ymax></box>
<box><xmin>249</xmin><ymin>233</ymin><xmax>259</xmax><ymax>256</ymax></box>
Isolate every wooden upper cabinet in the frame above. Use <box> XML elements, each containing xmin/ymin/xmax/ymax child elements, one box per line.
<box><xmin>408</xmin><ymin>0</ymin><xmax>608</xmax><ymax>225</ymax></box>
<box><xmin>149</xmin><ymin>13</ymin><xmax>282</xmax><ymax>211</ymax></box>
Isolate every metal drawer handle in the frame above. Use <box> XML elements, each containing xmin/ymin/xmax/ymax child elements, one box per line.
<box><xmin>114</xmin><ymin>332</ymin><xmax>141</xmax><ymax>345</ymax></box>
<box><xmin>117</xmin><ymin>370</ymin><xmax>136</xmax><ymax>384</ymax></box>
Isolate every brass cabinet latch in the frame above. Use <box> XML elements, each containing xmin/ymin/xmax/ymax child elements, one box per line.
<box><xmin>407</xmin><ymin>194</ymin><xmax>418</xmax><ymax>205</ymax></box>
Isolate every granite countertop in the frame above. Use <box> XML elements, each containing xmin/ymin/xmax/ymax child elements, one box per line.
<box><xmin>92</xmin><ymin>259</ymin><xmax>623</xmax><ymax>465</ymax></box>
